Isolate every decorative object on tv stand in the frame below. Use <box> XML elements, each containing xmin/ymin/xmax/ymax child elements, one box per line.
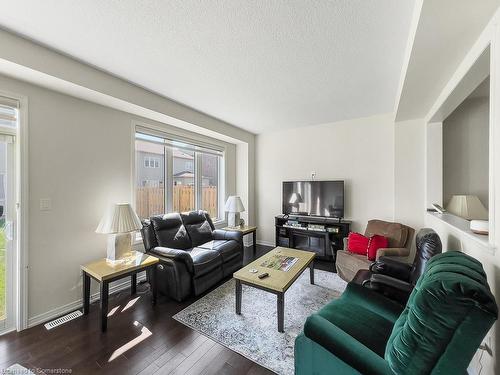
<box><xmin>225</xmin><ymin>196</ymin><xmax>245</xmax><ymax>228</ymax></box>
<box><xmin>96</xmin><ymin>203</ymin><xmax>142</xmax><ymax>261</ymax></box>
<box><xmin>446</xmin><ymin>195</ymin><xmax>488</xmax><ymax>220</ymax></box>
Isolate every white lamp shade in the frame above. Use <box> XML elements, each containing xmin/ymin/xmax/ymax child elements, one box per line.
<box><xmin>96</xmin><ymin>203</ymin><xmax>142</xmax><ymax>234</ymax></box>
<box><xmin>224</xmin><ymin>196</ymin><xmax>245</xmax><ymax>213</ymax></box>
<box><xmin>446</xmin><ymin>195</ymin><xmax>488</xmax><ymax>220</ymax></box>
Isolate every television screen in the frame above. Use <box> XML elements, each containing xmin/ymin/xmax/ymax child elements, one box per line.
<box><xmin>282</xmin><ymin>180</ymin><xmax>344</xmax><ymax>218</ymax></box>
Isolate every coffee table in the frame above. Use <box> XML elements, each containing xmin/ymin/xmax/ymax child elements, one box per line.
<box><xmin>233</xmin><ymin>247</ymin><xmax>315</xmax><ymax>332</ymax></box>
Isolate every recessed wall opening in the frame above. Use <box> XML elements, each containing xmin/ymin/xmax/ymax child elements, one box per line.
<box><xmin>426</xmin><ymin>45</ymin><xmax>493</xmax><ymax>245</ymax></box>
<box><xmin>443</xmin><ymin>76</ymin><xmax>490</xmax><ymax>222</ymax></box>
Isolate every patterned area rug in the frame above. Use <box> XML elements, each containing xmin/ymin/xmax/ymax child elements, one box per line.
<box><xmin>173</xmin><ymin>270</ymin><xmax>347</xmax><ymax>375</ymax></box>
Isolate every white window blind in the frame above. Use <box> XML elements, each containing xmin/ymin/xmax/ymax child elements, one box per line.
<box><xmin>136</xmin><ymin>126</ymin><xmax>224</xmax><ymax>157</ymax></box>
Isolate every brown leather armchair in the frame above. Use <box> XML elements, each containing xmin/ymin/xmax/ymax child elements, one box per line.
<box><xmin>335</xmin><ymin>219</ymin><xmax>415</xmax><ymax>282</ymax></box>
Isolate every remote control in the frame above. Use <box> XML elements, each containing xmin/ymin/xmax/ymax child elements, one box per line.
<box><xmin>432</xmin><ymin>203</ymin><xmax>446</xmax><ymax>214</ymax></box>
<box><xmin>258</xmin><ymin>273</ymin><xmax>269</xmax><ymax>279</ymax></box>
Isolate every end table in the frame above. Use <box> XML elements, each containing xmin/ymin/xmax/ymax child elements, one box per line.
<box><xmin>81</xmin><ymin>251</ymin><xmax>159</xmax><ymax>332</ymax></box>
<box><xmin>223</xmin><ymin>225</ymin><xmax>258</xmax><ymax>258</ymax></box>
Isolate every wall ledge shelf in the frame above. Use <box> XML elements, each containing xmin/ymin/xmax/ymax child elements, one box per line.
<box><xmin>426</xmin><ymin>212</ymin><xmax>496</xmax><ymax>254</ymax></box>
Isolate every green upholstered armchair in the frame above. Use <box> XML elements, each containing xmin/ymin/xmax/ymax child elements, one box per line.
<box><xmin>295</xmin><ymin>251</ymin><xmax>498</xmax><ymax>375</ymax></box>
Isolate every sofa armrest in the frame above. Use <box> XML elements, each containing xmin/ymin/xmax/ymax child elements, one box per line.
<box><xmin>376</xmin><ymin>247</ymin><xmax>410</xmax><ymax>260</ymax></box>
<box><xmin>304</xmin><ymin>314</ymin><xmax>391</xmax><ymax>375</ymax></box>
<box><xmin>365</xmin><ymin>274</ymin><xmax>413</xmax><ymax>304</ymax></box>
<box><xmin>150</xmin><ymin>247</ymin><xmax>194</xmax><ymax>273</ymax></box>
<box><xmin>212</xmin><ymin>229</ymin><xmax>243</xmax><ymax>243</ymax></box>
<box><xmin>369</xmin><ymin>256</ymin><xmax>412</xmax><ymax>281</ymax></box>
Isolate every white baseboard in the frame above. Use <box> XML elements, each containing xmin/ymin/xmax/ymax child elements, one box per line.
<box><xmin>27</xmin><ymin>273</ymin><xmax>147</xmax><ymax>328</ymax></box>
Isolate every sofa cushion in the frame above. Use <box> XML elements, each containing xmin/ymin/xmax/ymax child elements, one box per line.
<box><xmin>365</xmin><ymin>220</ymin><xmax>408</xmax><ymax>248</ymax></box>
<box><xmin>181</xmin><ymin>211</ymin><xmax>214</xmax><ymax>247</ymax></box>
<box><xmin>347</xmin><ymin>232</ymin><xmax>369</xmax><ymax>255</ymax></box>
<box><xmin>367</xmin><ymin>235</ymin><xmax>389</xmax><ymax>261</ymax></box>
<box><xmin>312</xmin><ymin>283</ymin><xmax>401</xmax><ymax>357</ymax></box>
<box><xmin>198</xmin><ymin>239</ymin><xmax>240</xmax><ymax>262</ymax></box>
<box><xmin>151</xmin><ymin>213</ymin><xmax>192</xmax><ymax>250</ymax></box>
<box><xmin>335</xmin><ymin>250</ymin><xmax>371</xmax><ymax>282</ymax></box>
<box><xmin>385</xmin><ymin>252</ymin><xmax>498</xmax><ymax>375</ymax></box>
<box><xmin>188</xmin><ymin>247</ymin><xmax>222</xmax><ymax>277</ymax></box>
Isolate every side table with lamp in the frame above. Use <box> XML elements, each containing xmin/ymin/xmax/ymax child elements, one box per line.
<box><xmin>81</xmin><ymin>203</ymin><xmax>159</xmax><ymax>332</ymax></box>
<box><xmin>223</xmin><ymin>196</ymin><xmax>258</xmax><ymax>259</ymax></box>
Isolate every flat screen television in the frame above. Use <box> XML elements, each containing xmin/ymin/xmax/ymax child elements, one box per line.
<box><xmin>282</xmin><ymin>180</ymin><xmax>344</xmax><ymax>218</ymax></box>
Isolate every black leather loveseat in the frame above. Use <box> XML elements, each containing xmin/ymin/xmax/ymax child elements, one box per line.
<box><xmin>141</xmin><ymin>210</ymin><xmax>243</xmax><ymax>301</ymax></box>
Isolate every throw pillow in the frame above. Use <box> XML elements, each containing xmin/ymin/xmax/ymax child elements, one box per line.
<box><xmin>347</xmin><ymin>232</ymin><xmax>369</xmax><ymax>255</ymax></box>
<box><xmin>367</xmin><ymin>235</ymin><xmax>389</xmax><ymax>261</ymax></box>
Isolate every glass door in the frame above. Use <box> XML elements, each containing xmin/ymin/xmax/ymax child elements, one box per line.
<box><xmin>0</xmin><ymin>134</ymin><xmax>15</xmax><ymax>327</ymax></box>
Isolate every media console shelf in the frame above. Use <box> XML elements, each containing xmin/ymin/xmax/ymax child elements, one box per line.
<box><xmin>275</xmin><ymin>214</ymin><xmax>351</xmax><ymax>261</ymax></box>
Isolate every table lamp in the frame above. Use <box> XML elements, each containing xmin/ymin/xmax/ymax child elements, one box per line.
<box><xmin>225</xmin><ymin>196</ymin><xmax>245</xmax><ymax>227</ymax></box>
<box><xmin>446</xmin><ymin>195</ymin><xmax>488</xmax><ymax>220</ymax></box>
<box><xmin>96</xmin><ymin>203</ymin><xmax>142</xmax><ymax>261</ymax></box>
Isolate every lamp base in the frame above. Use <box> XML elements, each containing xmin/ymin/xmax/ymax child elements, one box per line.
<box><xmin>106</xmin><ymin>233</ymin><xmax>133</xmax><ymax>261</ymax></box>
<box><xmin>228</xmin><ymin>212</ymin><xmax>240</xmax><ymax>228</ymax></box>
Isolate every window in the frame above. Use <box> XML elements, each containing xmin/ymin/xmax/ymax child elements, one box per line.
<box><xmin>144</xmin><ymin>157</ymin><xmax>160</xmax><ymax>168</ymax></box>
<box><xmin>135</xmin><ymin>130</ymin><xmax>224</xmax><ymax>221</ymax></box>
<box><xmin>136</xmin><ymin>137</ymin><xmax>165</xmax><ymax>219</ymax></box>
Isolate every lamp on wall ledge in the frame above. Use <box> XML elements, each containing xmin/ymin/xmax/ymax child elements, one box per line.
<box><xmin>446</xmin><ymin>195</ymin><xmax>488</xmax><ymax>221</ymax></box>
<box><xmin>225</xmin><ymin>196</ymin><xmax>245</xmax><ymax>227</ymax></box>
<box><xmin>96</xmin><ymin>203</ymin><xmax>142</xmax><ymax>261</ymax></box>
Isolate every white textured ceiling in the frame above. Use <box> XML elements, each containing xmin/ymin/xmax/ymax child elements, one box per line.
<box><xmin>0</xmin><ymin>0</ymin><xmax>415</xmax><ymax>134</ymax></box>
<box><xmin>396</xmin><ymin>0</ymin><xmax>500</xmax><ymax>121</ymax></box>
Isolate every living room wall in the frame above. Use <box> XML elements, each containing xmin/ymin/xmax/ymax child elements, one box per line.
<box><xmin>0</xmin><ymin>73</ymin><xmax>246</xmax><ymax>325</ymax></box>
<box><xmin>255</xmin><ymin>113</ymin><xmax>396</xmax><ymax>245</ymax></box>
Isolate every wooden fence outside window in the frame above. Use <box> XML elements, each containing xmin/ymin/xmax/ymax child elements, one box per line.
<box><xmin>137</xmin><ymin>185</ymin><xmax>218</xmax><ymax>219</ymax></box>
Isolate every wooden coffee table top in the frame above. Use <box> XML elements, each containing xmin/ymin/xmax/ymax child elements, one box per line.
<box><xmin>233</xmin><ymin>247</ymin><xmax>315</xmax><ymax>293</ymax></box>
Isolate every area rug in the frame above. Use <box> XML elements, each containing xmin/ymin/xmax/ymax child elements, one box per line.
<box><xmin>173</xmin><ymin>270</ymin><xmax>347</xmax><ymax>375</ymax></box>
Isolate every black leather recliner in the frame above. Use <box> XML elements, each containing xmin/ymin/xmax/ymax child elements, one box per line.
<box><xmin>354</xmin><ymin>228</ymin><xmax>442</xmax><ymax>304</ymax></box>
<box><xmin>141</xmin><ymin>210</ymin><xmax>243</xmax><ymax>301</ymax></box>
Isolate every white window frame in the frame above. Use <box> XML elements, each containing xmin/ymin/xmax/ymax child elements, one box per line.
<box><xmin>0</xmin><ymin>90</ymin><xmax>29</xmax><ymax>333</ymax></box>
<box><xmin>132</xmin><ymin>123</ymin><xmax>226</xmax><ymax>226</ymax></box>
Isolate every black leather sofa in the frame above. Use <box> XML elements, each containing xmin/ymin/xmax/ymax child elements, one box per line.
<box><xmin>141</xmin><ymin>210</ymin><xmax>243</xmax><ymax>301</ymax></box>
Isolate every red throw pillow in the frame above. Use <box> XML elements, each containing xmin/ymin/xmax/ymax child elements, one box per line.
<box><xmin>347</xmin><ymin>232</ymin><xmax>369</xmax><ymax>255</ymax></box>
<box><xmin>367</xmin><ymin>235</ymin><xmax>389</xmax><ymax>261</ymax></box>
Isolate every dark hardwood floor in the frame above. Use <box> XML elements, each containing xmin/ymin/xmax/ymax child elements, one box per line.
<box><xmin>0</xmin><ymin>245</ymin><xmax>336</xmax><ymax>375</ymax></box>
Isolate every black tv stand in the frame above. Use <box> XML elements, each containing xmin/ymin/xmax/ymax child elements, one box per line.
<box><xmin>275</xmin><ymin>214</ymin><xmax>351</xmax><ymax>261</ymax></box>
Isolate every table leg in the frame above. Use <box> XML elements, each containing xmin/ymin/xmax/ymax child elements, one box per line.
<box><xmin>151</xmin><ymin>265</ymin><xmax>158</xmax><ymax>305</ymax></box>
<box><xmin>100</xmin><ymin>281</ymin><xmax>109</xmax><ymax>332</ymax></box>
<box><xmin>252</xmin><ymin>231</ymin><xmax>257</xmax><ymax>259</ymax></box>
<box><xmin>277</xmin><ymin>292</ymin><xmax>284</xmax><ymax>333</ymax></box>
<box><xmin>310</xmin><ymin>261</ymin><xmax>315</xmax><ymax>285</ymax></box>
<box><xmin>83</xmin><ymin>272</ymin><xmax>90</xmax><ymax>315</ymax></box>
<box><xmin>235</xmin><ymin>279</ymin><xmax>242</xmax><ymax>315</ymax></box>
<box><xmin>131</xmin><ymin>273</ymin><xmax>137</xmax><ymax>295</ymax></box>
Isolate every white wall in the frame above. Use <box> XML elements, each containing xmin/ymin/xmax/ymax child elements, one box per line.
<box><xmin>394</xmin><ymin>119</ymin><xmax>426</xmax><ymax>255</ymax></box>
<box><xmin>443</xmin><ymin>96</ymin><xmax>490</xmax><ymax>207</ymax></box>
<box><xmin>0</xmin><ymin>73</ymin><xmax>243</xmax><ymax>324</ymax></box>
<box><xmin>255</xmin><ymin>113</ymin><xmax>396</xmax><ymax>245</ymax></box>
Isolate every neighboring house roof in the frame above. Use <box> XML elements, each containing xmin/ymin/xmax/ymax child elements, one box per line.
<box><xmin>173</xmin><ymin>171</ymin><xmax>194</xmax><ymax>178</ymax></box>
<box><xmin>136</xmin><ymin>141</ymin><xmax>194</xmax><ymax>159</ymax></box>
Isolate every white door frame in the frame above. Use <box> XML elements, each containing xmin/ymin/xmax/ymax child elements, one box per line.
<box><xmin>0</xmin><ymin>89</ymin><xmax>28</xmax><ymax>333</ymax></box>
